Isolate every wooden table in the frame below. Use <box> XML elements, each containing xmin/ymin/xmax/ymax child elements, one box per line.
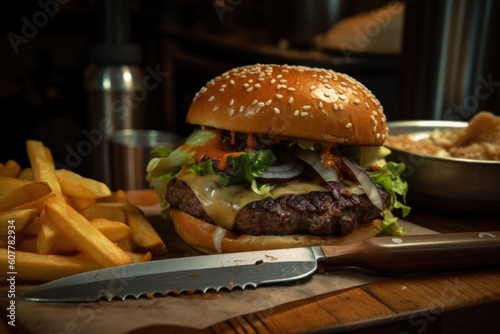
<box><xmin>127</xmin><ymin>191</ymin><xmax>500</xmax><ymax>333</ymax></box>
<box><xmin>3</xmin><ymin>191</ymin><xmax>500</xmax><ymax>333</ymax></box>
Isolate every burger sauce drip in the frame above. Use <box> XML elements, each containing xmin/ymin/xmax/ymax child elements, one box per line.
<box><xmin>320</xmin><ymin>145</ymin><xmax>335</xmax><ymax>168</ymax></box>
<box><xmin>192</xmin><ymin>129</ymin><xmax>243</xmax><ymax>171</ymax></box>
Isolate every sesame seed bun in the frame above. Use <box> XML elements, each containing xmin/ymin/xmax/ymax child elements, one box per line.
<box><xmin>188</xmin><ymin>64</ymin><xmax>388</xmax><ymax>145</ymax></box>
<box><xmin>171</xmin><ymin>208</ymin><xmax>383</xmax><ymax>254</ymax></box>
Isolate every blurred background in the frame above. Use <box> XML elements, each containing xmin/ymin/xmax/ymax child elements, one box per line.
<box><xmin>1</xmin><ymin>0</ymin><xmax>499</xmax><ymax>189</ymax></box>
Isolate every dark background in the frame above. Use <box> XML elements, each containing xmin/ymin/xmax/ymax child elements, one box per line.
<box><xmin>1</xmin><ymin>0</ymin><xmax>498</xmax><ymax>180</ymax></box>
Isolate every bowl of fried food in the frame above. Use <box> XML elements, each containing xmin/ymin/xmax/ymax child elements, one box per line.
<box><xmin>385</xmin><ymin>111</ymin><xmax>500</xmax><ymax>214</ymax></box>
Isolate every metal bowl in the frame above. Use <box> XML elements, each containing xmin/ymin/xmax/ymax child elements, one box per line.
<box><xmin>385</xmin><ymin>120</ymin><xmax>500</xmax><ymax>214</ymax></box>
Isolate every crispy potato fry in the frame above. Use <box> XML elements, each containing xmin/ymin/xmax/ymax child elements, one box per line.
<box><xmin>82</xmin><ymin>204</ymin><xmax>127</xmax><ymax>223</ymax></box>
<box><xmin>0</xmin><ymin>159</ymin><xmax>21</xmax><ymax>177</ymax></box>
<box><xmin>117</xmin><ymin>234</ymin><xmax>139</xmax><ymax>252</ymax></box>
<box><xmin>0</xmin><ymin>179</ymin><xmax>52</xmax><ymax>211</ymax></box>
<box><xmin>26</xmin><ymin>140</ymin><xmax>62</xmax><ymax>197</ymax></box>
<box><xmin>104</xmin><ymin>203</ymin><xmax>167</xmax><ymax>255</ymax></box>
<box><xmin>36</xmin><ymin>211</ymin><xmax>59</xmax><ymax>254</ymax></box>
<box><xmin>13</xmin><ymin>193</ymin><xmax>54</xmax><ymax>212</ymax></box>
<box><xmin>55</xmin><ymin>169</ymin><xmax>111</xmax><ymax>199</ymax></box>
<box><xmin>127</xmin><ymin>251</ymin><xmax>152</xmax><ymax>263</ymax></box>
<box><xmin>17</xmin><ymin>167</ymin><xmax>34</xmax><ymax>180</ymax></box>
<box><xmin>45</xmin><ymin>197</ymin><xmax>134</xmax><ymax>267</ymax></box>
<box><xmin>0</xmin><ymin>248</ymin><xmax>101</xmax><ymax>282</ymax></box>
<box><xmin>0</xmin><ymin>208</ymin><xmax>38</xmax><ymax>234</ymax></box>
<box><xmin>44</xmin><ymin>218</ymin><xmax>130</xmax><ymax>254</ymax></box>
<box><xmin>64</xmin><ymin>194</ymin><xmax>96</xmax><ymax>212</ymax></box>
<box><xmin>21</xmin><ymin>215</ymin><xmax>42</xmax><ymax>236</ymax></box>
<box><xmin>98</xmin><ymin>189</ymin><xmax>129</xmax><ymax>203</ymax></box>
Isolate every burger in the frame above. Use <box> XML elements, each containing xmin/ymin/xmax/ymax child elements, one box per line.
<box><xmin>146</xmin><ymin>64</ymin><xmax>409</xmax><ymax>254</ymax></box>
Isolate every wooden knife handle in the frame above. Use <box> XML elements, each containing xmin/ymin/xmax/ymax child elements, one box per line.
<box><xmin>319</xmin><ymin>231</ymin><xmax>500</xmax><ymax>273</ymax></box>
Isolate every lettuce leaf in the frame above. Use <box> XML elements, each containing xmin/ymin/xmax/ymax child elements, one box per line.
<box><xmin>368</xmin><ymin>161</ymin><xmax>410</xmax><ymax>236</ymax></box>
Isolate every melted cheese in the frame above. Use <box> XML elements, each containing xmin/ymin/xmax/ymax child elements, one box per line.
<box><xmin>180</xmin><ymin>173</ymin><xmax>328</xmax><ymax>229</ymax></box>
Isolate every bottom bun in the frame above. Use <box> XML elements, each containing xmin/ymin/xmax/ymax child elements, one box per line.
<box><xmin>170</xmin><ymin>208</ymin><xmax>382</xmax><ymax>254</ymax></box>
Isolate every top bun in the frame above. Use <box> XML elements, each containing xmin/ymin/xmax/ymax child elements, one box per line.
<box><xmin>187</xmin><ymin>64</ymin><xmax>388</xmax><ymax>145</ymax></box>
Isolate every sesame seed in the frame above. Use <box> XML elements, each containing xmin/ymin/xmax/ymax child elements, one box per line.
<box><xmin>365</xmin><ymin>102</ymin><xmax>370</xmax><ymax>109</ymax></box>
<box><xmin>324</xmin><ymin>84</ymin><xmax>332</xmax><ymax>89</ymax></box>
<box><xmin>373</xmin><ymin>125</ymin><xmax>377</xmax><ymax>133</ymax></box>
<box><xmin>258</xmin><ymin>102</ymin><xmax>265</xmax><ymax>107</ymax></box>
<box><xmin>319</xmin><ymin>101</ymin><xmax>323</xmax><ymax>108</ymax></box>
<box><xmin>339</xmin><ymin>103</ymin><xmax>344</xmax><ymax>110</ymax></box>
<box><xmin>252</xmin><ymin>100</ymin><xmax>258</xmax><ymax>105</ymax></box>
<box><xmin>239</xmin><ymin>106</ymin><xmax>244</xmax><ymax>112</ymax></box>
<box><xmin>287</xmin><ymin>87</ymin><xmax>296</xmax><ymax>92</ymax></box>
<box><xmin>345</xmin><ymin>122</ymin><xmax>353</xmax><ymax>129</ymax></box>
<box><xmin>300</xmin><ymin>112</ymin><xmax>308</xmax><ymax>117</ymax></box>
<box><xmin>341</xmin><ymin>81</ymin><xmax>347</xmax><ymax>86</ymax></box>
<box><xmin>247</xmin><ymin>87</ymin><xmax>254</xmax><ymax>92</ymax></box>
<box><xmin>229</xmin><ymin>99</ymin><xmax>234</xmax><ymax>106</ymax></box>
<box><xmin>213</xmin><ymin>106</ymin><xmax>219</xmax><ymax>112</ymax></box>
<box><xmin>324</xmin><ymin>92</ymin><xmax>330</xmax><ymax>97</ymax></box>
<box><xmin>208</xmin><ymin>96</ymin><xmax>215</xmax><ymax>102</ymax></box>
<box><xmin>244</xmin><ymin>83</ymin><xmax>249</xmax><ymax>88</ymax></box>
<box><xmin>303</xmin><ymin>105</ymin><xmax>312</xmax><ymax>110</ymax></box>
<box><xmin>254</xmin><ymin>83</ymin><xmax>261</xmax><ymax>88</ymax></box>
<box><xmin>310</xmin><ymin>85</ymin><xmax>316</xmax><ymax>91</ymax></box>
<box><xmin>265</xmin><ymin>99</ymin><xmax>272</xmax><ymax>106</ymax></box>
<box><xmin>288</xmin><ymin>97</ymin><xmax>294</xmax><ymax>104</ymax></box>
<box><xmin>339</xmin><ymin>94</ymin><xmax>347</xmax><ymax>100</ymax></box>
<box><xmin>277</xmin><ymin>84</ymin><xmax>282</xmax><ymax>89</ymax></box>
<box><xmin>274</xmin><ymin>107</ymin><xmax>280</xmax><ymax>114</ymax></box>
<box><xmin>354</xmin><ymin>99</ymin><xmax>360</xmax><ymax>104</ymax></box>
<box><xmin>280</xmin><ymin>79</ymin><xmax>287</xmax><ymax>83</ymax></box>
<box><xmin>294</xmin><ymin>110</ymin><xmax>299</xmax><ymax>116</ymax></box>
<box><xmin>372</xmin><ymin>110</ymin><xmax>378</xmax><ymax>116</ymax></box>
<box><xmin>258</xmin><ymin>77</ymin><xmax>265</xmax><ymax>81</ymax></box>
<box><xmin>271</xmin><ymin>79</ymin><xmax>276</xmax><ymax>84</ymax></box>
<box><xmin>276</xmin><ymin>94</ymin><xmax>283</xmax><ymax>99</ymax></box>
<box><xmin>219</xmin><ymin>88</ymin><xmax>225</xmax><ymax>92</ymax></box>
<box><xmin>334</xmin><ymin>103</ymin><xmax>339</xmax><ymax>110</ymax></box>
<box><xmin>230</xmin><ymin>80</ymin><xmax>235</xmax><ymax>85</ymax></box>
<box><xmin>277</xmin><ymin>74</ymin><xmax>283</xmax><ymax>79</ymax></box>
<box><xmin>229</xmin><ymin>109</ymin><xmax>235</xmax><ymax>117</ymax></box>
<box><xmin>376</xmin><ymin>133</ymin><xmax>381</xmax><ymax>139</ymax></box>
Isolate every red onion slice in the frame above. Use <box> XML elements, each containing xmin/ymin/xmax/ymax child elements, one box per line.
<box><xmin>342</xmin><ymin>157</ymin><xmax>385</xmax><ymax>210</ymax></box>
<box><xmin>259</xmin><ymin>155</ymin><xmax>304</xmax><ymax>182</ymax></box>
<box><xmin>292</xmin><ymin>148</ymin><xmax>339</xmax><ymax>182</ymax></box>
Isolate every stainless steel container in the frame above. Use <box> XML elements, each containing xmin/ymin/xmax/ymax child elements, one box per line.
<box><xmin>83</xmin><ymin>60</ymin><xmax>146</xmax><ymax>185</ymax></box>
<box><xmin>109</xmin><ymin>129</ymin><xmax>182</xmax><ymax>191</ymax></box>
<box><xmin>399</xmin><ymin>0</ymin><xmax>500</xmax><ymax>121</ymax></box>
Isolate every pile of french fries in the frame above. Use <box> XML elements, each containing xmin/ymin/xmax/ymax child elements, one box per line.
<box><xmin>0</xmin><ymin>140</ymin><xmax>167</xmax><ymax>282</ymax></box>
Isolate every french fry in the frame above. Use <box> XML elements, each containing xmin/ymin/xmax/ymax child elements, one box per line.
<box><xmin>13</xmin><ymin>193</ymin><xmax>54</xmax><ymax>212</ymax></box>
<box><xmin>0</xmin><ymin>179</ymin><xmax>52</xmax><ymax>211</ymax></box>
<box><xmin>36</xmin><ymin>210</ymin><xmax>59</xmax><ymax>254</ymax></box>
<box><xmin>105</xmin><ymin>203</ymin><xmax>167</xmax><ymax>255</ymax></box>
<box><xmin>0</xmin><ymin>248</ymin><xmax>101</xmax><ymax>282</ymax></box>
<box><xmin>17</xmin><ymin>167</ymin><xmax>34</xmax><ymax>180</ymax></box>
<box><xmin>55</xmin><ymin>169</ymin><xmax>111</xmax><ymax>199</ymax></box>
<box><xmin>82</xmin><ymin>204</ymin><xmax>127</xmax><ymax>223</ymax></box>
<box><xmin>0</xmin><ymin>159</ymin><xmax>21</xmax><ymax>177</ymax></box>
<box><xmin>44</xmin><ymin>197</ymin><xmax>134</xmax><ymax>267</ymax></box>
<box><xmin>127</xmin><ymin>251</ymin><xmax>152</xmax><ymax>263</ymax></box>
<box><xmin>26</xmin><ymin>140</ymin><xmax>62</xmax><ymax>197</ymax></box>
<box><xmin>64</xmin><ymin>194</ymin><xmax>96</xmax><ymax>212</ymax></box>
<box><xmin>0</xmin><ymin>208</ymin><xmax>38</xmax><ymax>234</ymax></box>
<box><xmin>117</xmin><ymin>234</ymin><xmax>139</xmax><ymax>252</ymax></box>
<box><xmin>21</xmin><ymin>215</ymin><xmax>42</xmax><ymax>236</ymax></box>
<box><xmin>44</xmin><ymin>218</ymin><xmax>130</xmax><ymax>254</ymax></box>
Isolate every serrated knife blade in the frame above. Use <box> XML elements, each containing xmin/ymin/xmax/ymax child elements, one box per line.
<box><xmin>20</xmin><ymin>231</ymin><xmax>500</xmax><ymax>303</ymax></box>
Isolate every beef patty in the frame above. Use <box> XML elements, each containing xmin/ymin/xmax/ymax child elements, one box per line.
<box><xmin>166</xmin><ymin>179</ymin><xmax>391</xmax><ymax>236</ymax></box>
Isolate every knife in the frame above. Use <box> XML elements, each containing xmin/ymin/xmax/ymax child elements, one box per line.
<box><xmin>19</xmin><ymin>231</ymin><xmax>500</xmax><ymax>303</ymax></box>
